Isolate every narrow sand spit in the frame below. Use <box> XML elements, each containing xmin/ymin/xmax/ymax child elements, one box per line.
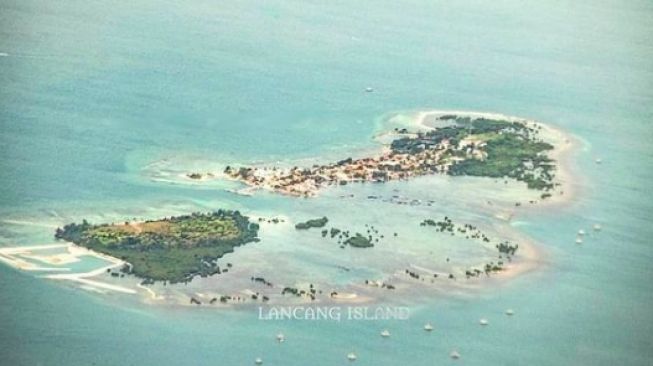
<box><xmin>0</xmin><ymin>110</ymin><xmax>580</xmax><ymax>306</ymax></box>
<box><xmin>0</xmin><ymin>243</ymin><xmax>137</xmax><ymax>294</ymax></box>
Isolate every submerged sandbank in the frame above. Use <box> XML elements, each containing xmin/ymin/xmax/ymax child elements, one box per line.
<box><xmin>0</xmin><ymin>110</ymin><xmax>581</xmax><ymax>308</ymax></box>
<box><xmin>411</xmin><ymin>109</ymin><xmax>580</xmax><ymax>207</ymax></box>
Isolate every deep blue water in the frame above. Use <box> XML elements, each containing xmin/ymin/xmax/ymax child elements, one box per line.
<box><xmin>1</xmin><ymin>0</ymin><xmax>652</xmax><ymax>365</ymax></box>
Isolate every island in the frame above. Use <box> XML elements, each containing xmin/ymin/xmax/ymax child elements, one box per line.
<box><xmin>295</xmin><ymin>217</ymin><xmax>329</xmax><ymax>230</ymax></box>
<box><xmin>54</xmin><ymin>210</ymin><xmax>260</xmax><ymax>284</ymax></box>
<box><xmin>14</xmin><ymin>112</ymin><xmax>568</xmax><ymax>306</ymax></box>
<box><xmin>344</xmin><ymin>233</ymin><xmax>374</xmax><ymax>248</ymax></box>
<box><xmin>186</xmin><ymin>172</ymin><xmax>215</xmax><ymax>180</ymax></box>
<box><xmin>222</xmin><ymin>114</ymin><xmax>557</xmax><ymax>197</ymax></box>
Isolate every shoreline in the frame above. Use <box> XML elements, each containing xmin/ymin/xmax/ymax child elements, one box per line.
<box><xmin>221</xmin><ymin>110</ymin><xmax>564</xmax><ymax>199</ymax></box>
<box><xmin>411</xmin><ymin>109</ymin><xmax>581</xmax><ymax>207</ymax></box>
<box><xmin>0</xmin><ymin>109</ymin><xmax>580</xmax><ymax>308</ymax></box>
<box><xmin>0</xmin><ymin>243</ymin><xmax>136</xmax><ymax>294</ymax></box>
<box><xmin>0</xmin><ymin>222</ymin><xmax>547</xmax><ymax>308</ymax></box>
<box><xmin>407</xmin><ymin>110</ymin><xmax>577</xmax><ymax>281</ymax></box>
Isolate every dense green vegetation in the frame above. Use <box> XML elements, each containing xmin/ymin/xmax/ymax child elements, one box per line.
<box><xmin>448</xmin><ymin>133</ymin><xmax>554</xmax><ymax>190</ymax></box>
<box><xmin>54</xmin><ymin>210</ymin><xmax>260</xmax><ymax>284</ymax></box>
<box><xmin>299</xmin><ymin>222</ymin><xmax>380</xmax><ymax>249</ymax></box>
<box><xmin>391</xmin><ymin>118</ymin><xmax>518</xmax><ymax>153</ymax></box>
<box><xmin>391</xmin><ymin>116</ymin><xmax>556</xmax><ymax>192</ymax></box>
<box><xmin>344</xmin><ymin>233</ymin><xmax>374</xmax><ymax>248</ymax></box>
<box><xmin>496</xmin><ymin>241</ymin><xmax>519</xmax><ymax>256</ymax></box>
<box><xmin>295</xmin><ymin>217</ymin><xmax>329</xmax><ymax>230</ymax></box>
<box><xmin>421</xmin><ymin>216</ymin><xmax>491</xmax><ymax>243</ymax></box>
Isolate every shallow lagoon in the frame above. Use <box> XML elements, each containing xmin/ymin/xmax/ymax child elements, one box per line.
<box><xmin>1</xmin><ymin>0</ymin><xmax>652</xmax><ymax>365</ymax></box>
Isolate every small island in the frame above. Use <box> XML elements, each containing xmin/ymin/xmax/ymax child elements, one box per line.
<box><xmin>344</xmin><ymin>233</ymin><xmax>374</xmax><ymax>248</ymax></box>
<box><xmin>54</xmin><ymin>210</ymin><xmax>260</xmax><ymax>284</ymax></box>
<box><xmin>20</xmin><ymin>112</ymin><xmax>567</xmax><ymax>305</ymax></box>
<box><xmin>295</xmin><ymin>217</ymin><xmax>329</xmax><ymax>230</ymax></box>
<box><xmin>221</xmin><ymin>114</ymin><xmax>558</xmax><ymax>197</ymax></box>
<box><xmin>186</xmin><ymin>172</ymin><xmax>215</xmax><ymax>180</ymax></box>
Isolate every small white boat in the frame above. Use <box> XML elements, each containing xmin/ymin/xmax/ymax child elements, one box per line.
<box><xmin>276</xmin><ymin>333</ymin><xmax>285</xmax><ymax>343</ymax></box>
<box><xmin>576</xmin><ymin>238</ymin><xmax>583</xmax><ymax>244</ymax></box>
<box><xmin>365</xmin><ymin>87</ymin><xmax>374</xmax><ymax>93</ymax></box>
<box><xmin>347</xmin><ymin>352</ymin><xmax>357</xmax><ymax>361</ymax></box>
<box><xmin>593</xmin><ymin>224</ymin><xmax>602</xmax><ymax>231</ymax></box>
<box><xmin>578</xmin><ymin>229</ymin><xmax>586</xmax><ymax>236</ymax></box>
<box><xmin>450</xmin><ymin>350</ymin><xmax>461</xmax><ymax>359</ymax></box>
<box><xmin>424</xmin><ymin>322</ymin><xmax>434</xmax><ymax>331</ymax></box>
<box><xmin>255</xmin><ymin>357</ymin><xmax>263</xmax><ymax>365</ymax></box>
<box><xmin>479</xmin><ymin>318</ymin><xmax>489</xmax><ymax>326</ymax></box>
<box><xmin>505</xmin><ymin>309</ymin><xmax>514</xmax><ymax>316</ymax></box>
<box><xmin>380</xmin><ymin>329</ymin><xmax>391</xmax><ymax>338</ymax></box>
<box><xmin>595</xmin><ymin>158</ymin><xmax>602</xmax><ymax>164</ymax></box>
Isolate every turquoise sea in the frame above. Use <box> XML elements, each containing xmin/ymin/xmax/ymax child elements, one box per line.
<box><xmin>1</xmin><ymin>0</ymin><xmax>652</xmax><ymax>365</ymax></box>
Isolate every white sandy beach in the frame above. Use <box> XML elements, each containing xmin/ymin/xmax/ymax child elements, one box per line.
<box><xmin>0</xmin><ymin>110</ymin><xmax>581</xmax><ymax>308</ymax></box>
<box><xmin>412</xmin><ymin>109</ymin><xmax>580</xmax><ymax>206</ymax></box>
<box><xmin>0</xmin><ymin>243</ymin><xmax>137</xmax><ymax>294</ymax></box>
